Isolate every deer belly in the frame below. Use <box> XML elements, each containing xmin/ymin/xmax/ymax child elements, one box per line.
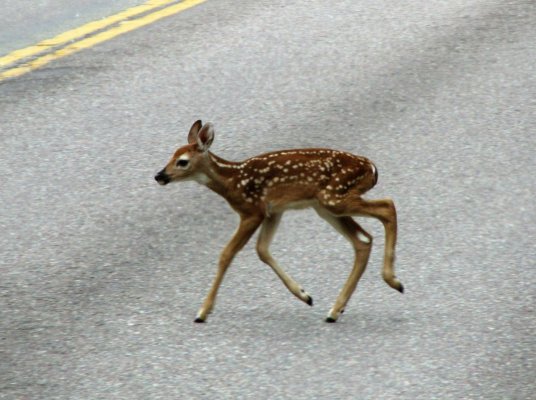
<box><xmin>263</xmin><ymin>185</ymin><xmax>319</xmax><ymax>213</ymax></box>
<box><xmin>279</xmin><ymin>199</ymin><xmax>318</xmax><ymax>211</ymax></box>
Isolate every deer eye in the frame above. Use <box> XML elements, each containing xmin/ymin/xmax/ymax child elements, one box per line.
<box><xmin>176</xmin><ymin>158</ymin><xmax>189</xmax><ymax>168</ymax></box>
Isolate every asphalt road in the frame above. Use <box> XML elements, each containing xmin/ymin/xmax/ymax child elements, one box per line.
<box><xmin>0</xmin><ymin>0</ymin><xmax>145</xmax><ymax>55</ymax></box>
<box><xmin>1</xmin><ymin>1</ymin><xmax>535</xmax><ymax>399</ymax></box>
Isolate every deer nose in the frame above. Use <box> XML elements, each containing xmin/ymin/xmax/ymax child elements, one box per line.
<box><xmin>155</xmin><ymin>170</ymin><xmax>170</xmax><ymax>185</ymax></box>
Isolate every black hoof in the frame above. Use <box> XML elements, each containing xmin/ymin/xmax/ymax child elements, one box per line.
<box><xmin>194</xmin><ymin>317</ymin><xmax>206</xmax><ymax>323</ymax></box>
<box><xmin>306</xmin><ymin>296</ymin><xmax>313</xmax><ymax>306</ymax></box>
<box><xmin>325</xmin><ymin>317</ymin><xmax>337</xmax><ymax>323</ymax></box>
<box><xmin>397</xmin><ymin>284</ymin><xmax>404</xmax><ymax>293</ymax></box>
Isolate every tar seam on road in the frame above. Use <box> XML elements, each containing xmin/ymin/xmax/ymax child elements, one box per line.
<box><xmin>0</xmin><ymin>0</ymin><xmax>208</xmax><ymax>82</ymax></box>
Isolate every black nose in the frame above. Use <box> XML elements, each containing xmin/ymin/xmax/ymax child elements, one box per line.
<box><xmin>155</xmin><ymin>170</ymin><xmax>170</xmax><ymax>185</ymax></box>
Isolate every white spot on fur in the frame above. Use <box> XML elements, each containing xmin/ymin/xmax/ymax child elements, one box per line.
<box><xmin>358</xmin><ymin>232</ymin><xmax>371</xmax><ymax>244</ymax></box>
<box><xmin>193</xmin><ymin>173</ymin><xmax>210</xmax><ymax>185</ymax></box>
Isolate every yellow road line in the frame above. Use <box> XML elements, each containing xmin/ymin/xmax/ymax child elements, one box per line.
<box><xmin>0</xmin><ymin>0</ymin><xmax>207</xmax><ymax>81</ymax></box>
<box><xmin>0</xmin><ymin>0</ymin><xmax>176</xmax><ymax>68</ymax></box>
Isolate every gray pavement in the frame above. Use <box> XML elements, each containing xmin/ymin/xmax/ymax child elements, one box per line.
<box><xmin>0</xmin><ymin>0</ymin><xmax>146</xmax><ymax>55</ymax></box>
<box><xmin>1</xmin><ymin>0</ymin><xmax>535</xmax><ymax>399</ymax></box>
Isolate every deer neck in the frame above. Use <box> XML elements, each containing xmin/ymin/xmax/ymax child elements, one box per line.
<box><xmin>200</xmin><ymin>152</ymin><xmax>242</xmax><ymax>199</ymax></box>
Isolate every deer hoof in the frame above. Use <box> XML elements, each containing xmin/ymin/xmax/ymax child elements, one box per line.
<box><xmin>325</xmin><ymin>308</ymin><xmax>339</xmax><ymax>322</ymax></box>
<box><xmin>299</xmin><ymin>288</ymin><xmax>313</xmax><ymax>306</ymax></box>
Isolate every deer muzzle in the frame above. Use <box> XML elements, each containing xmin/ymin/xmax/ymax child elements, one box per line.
<box><xmin>155</xmin><ymin>169</ymin><xmax>170</xmax><ymax>185</ymax></box>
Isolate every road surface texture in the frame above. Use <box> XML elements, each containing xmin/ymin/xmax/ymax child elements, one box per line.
<box><xmin>1</xmin><ymin>0</ymin><xmax>535</xmax><ymax>399</ymax></box>
<box><xmin>0</xmin><ymin>0</ymin><xmax>145</xmax><ymax>55</ymax></box>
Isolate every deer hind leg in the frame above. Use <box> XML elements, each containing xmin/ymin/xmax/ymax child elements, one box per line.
<box><xmin>323</xmin><ymin>197</ymin><xmax>403</xmax><ymax>294</ymax></box>
<box><xmin>195</xmin><ymin>215</ymin><xmax>263</xmax><ymax>323</ymax></box>
<box><xmin>315</xmin><ymin>208</ymin><xmax>372</xmax><ymax>322</ymax></box>
<box><xmin>256</xmin><ymin>213</ymin><xmax>313</xmax><ymax>307</ymax></box>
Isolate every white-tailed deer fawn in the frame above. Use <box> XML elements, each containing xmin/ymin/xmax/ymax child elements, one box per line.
<box><xmin>155</xmin><ymin>120</ymin><xmax>403</xmax><ymax>323</ymax></box>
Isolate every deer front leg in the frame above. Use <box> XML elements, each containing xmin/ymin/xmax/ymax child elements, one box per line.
<box><xmin>256</xmin><ymin>213</ymin><xmax>313</xmax><ymax>307</ymax></box>
<box><xmin>194</xmin><ymin>215</ymin><xmax>263</xmax><ymax>323</ymax></box>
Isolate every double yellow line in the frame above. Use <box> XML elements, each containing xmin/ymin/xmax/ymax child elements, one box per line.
<box><xmin>0</xmin><ymin>0</ymin><xmax>207</xmax><ymax>82</ymax></box>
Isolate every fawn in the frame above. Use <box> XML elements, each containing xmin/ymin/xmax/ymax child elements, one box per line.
<box><xmin>155</xmin><ymin>120</ymin><xmax>403</xmax><ymax>323</ymax></box>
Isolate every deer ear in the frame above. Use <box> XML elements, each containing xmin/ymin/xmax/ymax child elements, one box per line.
<box><xmin>188</xmin><ymin>120</ymin><xmax>203</xmax><ymax>144</ymax></box>
<box><xmin>197</xmin><ymin>123</ymin><xmax>214</xmax><ymax>152</ymax></box>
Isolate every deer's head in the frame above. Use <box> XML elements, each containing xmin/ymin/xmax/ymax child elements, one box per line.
<box><xmin>155</xmin><ymin>120</ymin><xmax>214</xmax><ymax>185</ymax></box>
